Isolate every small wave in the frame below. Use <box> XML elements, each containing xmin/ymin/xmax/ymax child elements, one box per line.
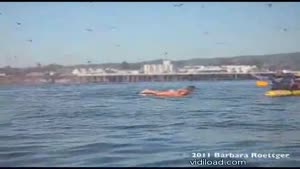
<box><xmin>106</xmin><ymin>124</ymin><xmax>160</xmax><ymax>130</ymax></box>
<box><xmin>63</xmin><ymin>142</ymin><xmax>134</xmax><ymax>155</ymax></box>
<box><xmin>1</xmin><ymin>81</ymin><xmax>299</xmax><ymax>167</ymax></box>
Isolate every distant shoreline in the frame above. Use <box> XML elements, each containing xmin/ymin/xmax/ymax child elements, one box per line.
<box><xmin>1</xmin><ymin>51</ymin><xmax>299</xmax><ymax>70</ymax></box>
<box><xmin>0</xmin><ymin>72</ymin><xmax>274</xmax><ymax>85</ymax></box>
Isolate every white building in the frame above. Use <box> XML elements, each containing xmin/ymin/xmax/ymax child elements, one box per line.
<box><xmin>178</xmin><ymin>65</ymin><xmax>225</xmax><ymax>73</ymax></box>
<box><xmin>222</xmin><ymin>65</ymin><xmax>257</xmax><ymax>73</ymax></box>
<box><xmin>162</xmin><ymin>60</ymin><xmax>173</xmax><ymax>73</ymax></box>
<box><xmin>72</xmin><ymin>68</ymin><xmax>107</xmax><ymax>76</ymax></box>
<box><xmin>143</xmin><ymin>65</ymin><xmax>149</xmax><ymax>74</ymax></box>
<box><xmin>88</xmin><ymin>68</ymin><xmax>94</xmax><ymax>73</ymax></box>
<box><xmin>143</xmin><ymin>60</ymin><xmax>174</xmax><ymax>74</ymax></box>
<box><xmin>158</xmin><ymin>64</ymin><xmax>164</xmax><ymax>73</ymax></box>
<box><xmin>79</xmin><ymin>68</ymin><xmax>87</xmax><ymax>74</ymax></box>
<box><xmin>178</xmin><ymin>65</ymin><xmax>257</xmax><ymax>74</ymax></box>
<box><xmin>72</xmin><ymin>69</ymin><xmax>80</xmax><ymax>75</ymax></box>
<box><xmin>105</xmin><ymin>68</ymin><xmax>118</xmax><ymax>73</ymax></box>
<box><xmin>129</xmin><ymin>70</ymin><xmax>140</xmax><ymax>74</ymax></box>
<box><xmin>0</xmin><ymin>73</ymin><xmax>6</xmax><ymax>77</ymax></box>
<box><xmin>144</xmin><ymin>64</ymin><xmax>156</xmax><ymax>74</ymax></box>
<box><xmin>95</xmin><ymin>68</ymin><xmax>105</xmax><ymax>74</ymax></box>
<box><xmin>49</xmin><ymin>71</ymin><xmax>55</xmax><ymax>76</ymax></box>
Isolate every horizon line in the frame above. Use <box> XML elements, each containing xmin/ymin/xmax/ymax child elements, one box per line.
<box><xmin>1</xmin><ymin>51</ymin><xmax>300</xmax><ymax>69</ymax></box>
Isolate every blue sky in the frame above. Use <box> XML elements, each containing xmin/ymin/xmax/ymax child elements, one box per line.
<box><xmin>0</xmin><ymin>2</ymin><xmax>300</xmax><ymax>67</ymax></box>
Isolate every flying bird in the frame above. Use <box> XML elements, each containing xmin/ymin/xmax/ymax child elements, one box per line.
<box><xmin>86</xmin><ymin>28</ymin><xmax>93</xmax><ymax>32</ymax></box>
<box><xmin>282</xmin><ymin>28</ymin><xmax>288</xmax><ymax>32</ymax></box>
<box><xmin>266</xmin><ymin>3</ymin><xmax>272</xmax><ymax>8</ymax></box>
<box><xmin>204</xmin><ymin>31</ymin><xmax>209</xmax><ymax>35</ymax></box>
<box><xmin>173</xmin><ymin>3</ymin><xmax>184</xmax><ymax>7</ymax></box>
<box><xmin>16</xmin><ymin>22</ymin><xmax>21</xmax><ymax>25</ymax></box>
<box><xmin>109</xmin><ymin>26</ymin><xmax>117</xmax><ymax>31</ymax></box>
<box><xmin>27</xmin><ymin>39</ymin><xmax>32</xmax><ymax>43</ymax></box>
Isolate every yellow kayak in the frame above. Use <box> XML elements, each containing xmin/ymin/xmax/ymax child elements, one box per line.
<box><xmin>265</xmin><ymin>90</ymin><xmax>300</xmax><ymax>97</ymax></box>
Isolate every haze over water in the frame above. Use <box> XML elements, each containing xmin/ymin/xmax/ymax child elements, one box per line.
<box><xmin>0</xmin><ymin>81</ymin><xmax>299</xmax><ymax>167</ymax></box>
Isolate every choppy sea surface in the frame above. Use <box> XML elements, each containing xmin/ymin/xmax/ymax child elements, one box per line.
<box><xmin>0</xmin><ymin>80</ymin><xmax>299</xmax><ymax>167</ymax></box>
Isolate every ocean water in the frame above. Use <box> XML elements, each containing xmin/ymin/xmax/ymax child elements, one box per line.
<box><xmin>0</xmin><ymin>80</ymin><xmax>299</xmax><ymax>167</ymax></box>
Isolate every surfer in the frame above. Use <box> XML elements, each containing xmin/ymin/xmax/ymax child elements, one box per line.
<box><xmin>140</xmin><ymin>86</ymin><xmax>196</xmax><ymax>97</ymax></box>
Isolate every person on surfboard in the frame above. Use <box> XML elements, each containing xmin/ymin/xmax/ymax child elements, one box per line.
<box><xmin>140</xmin><ymin>86</ymin><xmax>196</xmax><ymax>97</ymax></box>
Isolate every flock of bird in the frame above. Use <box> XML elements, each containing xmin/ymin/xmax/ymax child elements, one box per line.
<box><xmin>0</xmin><ymin>2</ymin><xmax>292</xmax><ymax>66</ymax></box>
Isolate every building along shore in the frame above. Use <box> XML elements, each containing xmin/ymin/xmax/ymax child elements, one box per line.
<box><xmin>0</xmin><ymin>60</ymin><xmax>278</xmax><ymax>85</ymax></box>
<box><xmin>0</xmin><ymin>72</ymin><xmax>275</xmax><ymax>85</ymax></box>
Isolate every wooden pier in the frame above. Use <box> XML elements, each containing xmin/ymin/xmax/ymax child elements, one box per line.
<box><xmin>75</xmin><ymin>72</ymin><xmax>275</xmax><ymax>83</ymax></box>
<box><xmin>0</xmin><ymin>72</ymin><xmax>277</xmax><ymax>85</ymax></box>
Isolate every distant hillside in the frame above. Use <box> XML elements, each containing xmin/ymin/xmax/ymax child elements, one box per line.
<box><xmin>171</xmin><ymin>52</ymin><xmax>300</xmax><ymax>70</ymax></box>
<box><xmin>1</xmin><ymin>52</ymin><xmax>300</xmax><ymax>75</ymax></box>
<box><xmin>119</xmin><ymin>52</ymin><xmax>300</xmax><ymax>71</ymax></box>
<box><xmin>42</xmin><ymin>52</ymin><xmax>300</xmax><ymax>70</ymax></box>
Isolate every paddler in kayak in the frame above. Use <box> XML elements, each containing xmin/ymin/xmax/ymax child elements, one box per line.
<box><xmin>251</xmin><ymin>71</ymin><xmax>297</xmax><ymax>90</ymax></box>
<box><xmin>292</xmin><ymin>73</ymin><xmax>300</xmax><ymax>90</ymax></box>
<box><xmin>140</xmin><ymin>85</ymin><xmax>196</xmax><ymax>97</ymax></box>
